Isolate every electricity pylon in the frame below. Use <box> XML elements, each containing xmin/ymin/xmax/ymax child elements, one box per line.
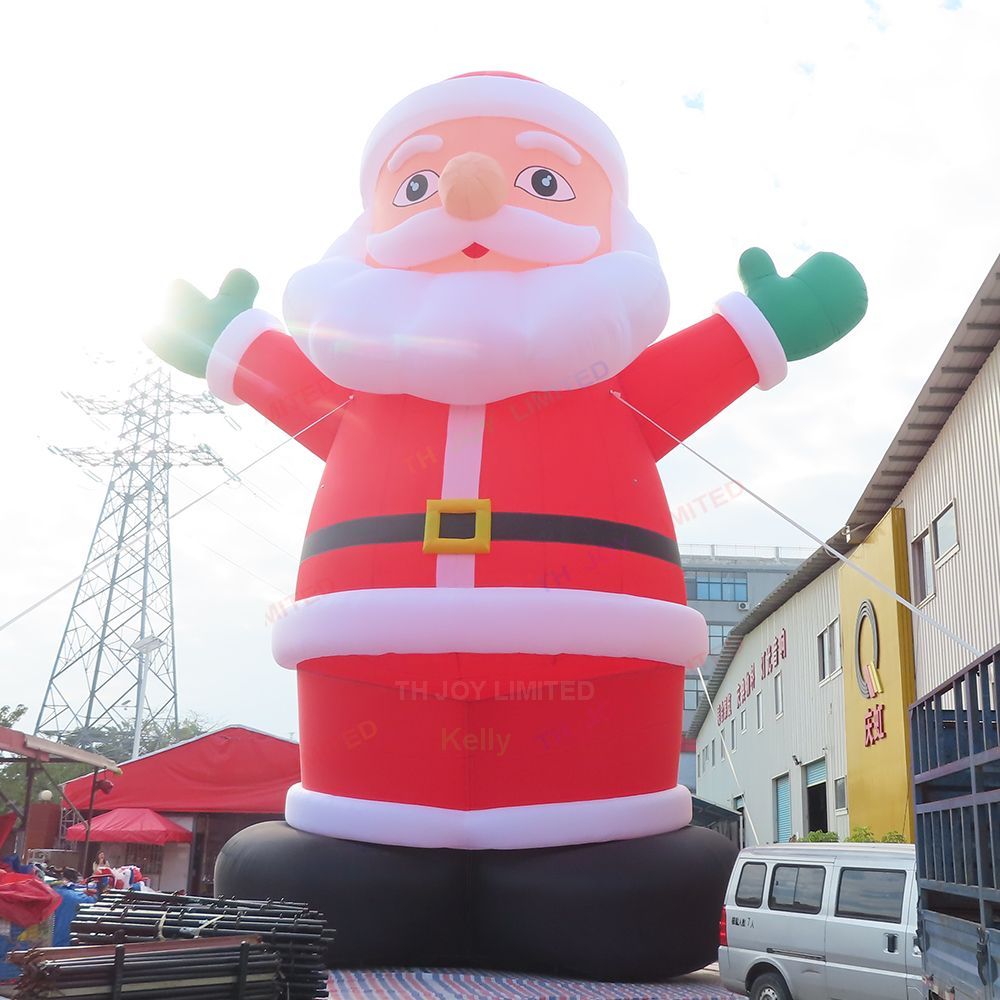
<box><xmin>35</xmin><ymin>367</ymin><xmax>230</xmax><ymax>759</ymax></box>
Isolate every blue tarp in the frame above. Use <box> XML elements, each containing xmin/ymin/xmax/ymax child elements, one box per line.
<box><xmin>52</xmin><ymin>885</ymin><xmax>90</xmax><ymax>947</ymax></box>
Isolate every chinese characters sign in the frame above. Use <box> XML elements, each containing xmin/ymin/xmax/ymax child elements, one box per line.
<box><xmin>717</xmin><ymin>628</ymin><xmax>788</xmax><ymax>725</ymax></box>
<box><xmin>759</xmin><ymin>628</ymin><xmax>788</xmax><ymax>679</ymax></box>
<box><xmin>855</xmin><ymin>599</ymin><xmax>889</xmax><ymax>749</ymax></box>
<box><xmin>864</xmin><ymin>703</ymin><xmax>886</xmax><ymax>746</ymax></box>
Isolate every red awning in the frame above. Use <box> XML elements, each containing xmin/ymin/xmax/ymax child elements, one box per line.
<box><xmin>63</xmin><ymin>727</ymin><xmax>300</xmax><ymax>815</ymax></box>
<box><xmin>66</xmin><ymin>807</ymin><xmax>192</xmax><ymax>845</ymax></box>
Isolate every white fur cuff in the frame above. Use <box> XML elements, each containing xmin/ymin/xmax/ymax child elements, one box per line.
<box><xmin>715</xmin><ymin>291</ymin><xmax>788</xmax><ymax>391</ymax></box>
<box><xmin>205</xmin><ymin>309</ymin><xmax>285</xmax><ymax>405</ymax></box>
<box><xmin>285</xmin><ymin>783</ymin><xmax>693</xmax><ymax>850</ymax></box>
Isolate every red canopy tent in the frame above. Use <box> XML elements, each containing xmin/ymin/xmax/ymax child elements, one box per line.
<box><xmin>61</xmin><ymin>727</ymin><xmax>300</xmax><ymax>893</ymax></box>
<box><xmin>62</xmin><ymin>727</ymin><xmax>300</xmax><ymax>814</ymax></box>
<box><xmin>65</xmin><ymin>807</ymin><xmax>192</xmax><ymax>846</ymax></box>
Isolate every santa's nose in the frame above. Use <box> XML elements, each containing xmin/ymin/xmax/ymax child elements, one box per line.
<box><xmin>439</xmin><ymin>152</ymin><xmax>507</xmax><ymax>220</ymax></box>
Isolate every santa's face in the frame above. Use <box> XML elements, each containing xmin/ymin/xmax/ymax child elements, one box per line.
<box><xmin>367</xmin><ymin>117</ymin><xmax>614</xmax><ymax>273</ymax></box>
<box><xmin>283</xmin><ymin>110</ymin><xmax>668</xmax><ymax>405</ymax></box>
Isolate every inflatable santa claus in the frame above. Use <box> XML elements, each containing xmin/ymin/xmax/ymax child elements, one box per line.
<box><xmin>148</xmin><ymin>72</ymin><xmax>866</xmax><ymax>980</ymax></box>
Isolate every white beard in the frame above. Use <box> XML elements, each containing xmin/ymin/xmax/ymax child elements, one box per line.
<box><xmin>281</xmin><ymin>217</ymin><xmax>670</xmax><ymax>406</ymax></box>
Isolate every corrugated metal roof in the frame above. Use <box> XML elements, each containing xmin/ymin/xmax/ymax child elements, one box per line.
<box><xmin>844</xmin><ymin>257</ymin><xmax>1000</xmax><ymax>538</ymax></box>
<box><xmin>686</xmin><ymin>253</ymin><xmax>1000</xmax><ymax>741</ymax></box>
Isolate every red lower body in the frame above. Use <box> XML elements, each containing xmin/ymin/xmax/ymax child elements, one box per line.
<box><xmin>296</xmin><ymin>652</ymin><xmax>683</xmax><ymax>811</ymax></box>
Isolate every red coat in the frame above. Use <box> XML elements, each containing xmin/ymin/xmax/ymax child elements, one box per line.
<box><xmin>207</xmin><ymin>298</ymin><xmax>784</xmax><ymax>849</ymax></box>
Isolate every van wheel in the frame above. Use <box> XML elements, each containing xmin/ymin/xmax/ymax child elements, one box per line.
<box><xmin>750</xmin><ymin>971</ymin><xmax>791</xmax><ymax>1000</ymax></box>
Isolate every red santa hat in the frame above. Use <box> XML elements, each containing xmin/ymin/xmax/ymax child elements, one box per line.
<box><xmin>360</xmin><ymin>71</ymin><xmax>628</xmax><ymax>208</ymax></box>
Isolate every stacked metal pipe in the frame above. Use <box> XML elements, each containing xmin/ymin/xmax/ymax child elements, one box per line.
<box><xmin>14</xmin><ymin>936</ymin><xmax>280</xmax><ymax>999</ymax></box>
<box><xmin>71</xmin><ymin>891</ymin><xmax>333</xmax><ymax>1000</ymax></box>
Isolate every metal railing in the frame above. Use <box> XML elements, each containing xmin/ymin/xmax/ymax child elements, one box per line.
<box><xmin>910</xmin><ymin>644</ymin><xmax>1000</xmax><ymax>999</ymax></box>
<box><xmin>678</xmin><ymin>543</ymin><xmax>813</xmax><ymax>561</ymax></box>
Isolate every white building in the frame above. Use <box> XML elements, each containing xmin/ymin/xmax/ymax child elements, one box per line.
<box><xmin>692</xmin><ymin>553</ymin><xmax>848</xmax><ymax>842</ymax></box>
<box><xmin>694</xmin><ymin>253</ymin><xmax>1000</xmax><ymax>845</ymax></box>
<box><xmin>678</xmin><ymin>544</ymin><xmax>806</xmax><ymax>789</ymax></box>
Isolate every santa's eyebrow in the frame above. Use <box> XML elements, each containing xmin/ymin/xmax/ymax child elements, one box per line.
<box><xmin>388</xmin><ymin>134</ymin><xmax>444</xmax><ymax>173</ymax></box>
<box><xmin>515</xmin><ymin>131</ymin><xmax>582</xmax><ymax>166</ymax></box>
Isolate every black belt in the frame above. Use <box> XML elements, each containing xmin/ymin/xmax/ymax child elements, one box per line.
<box><xmin>301</xmin><ymin>511</ymin><xmax>680</xmax><ymax>566</ymax></box>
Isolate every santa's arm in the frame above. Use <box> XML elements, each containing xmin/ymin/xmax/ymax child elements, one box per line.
<box><xmin>618</xmin><ymin>249</ymin><xmax>868</xmax><ymax>461</ymax></box>
<box><xmin>205</xmin><ymin>310</ymin><xmax>351</xmax><ymax>459</ymax></box>
<box><xmin>616</xmin><ymin>295</ymin><xmax>786</xmax><ymax>461</ymax></box>
<box><xmin>146</xmin><ymin>270</ymin><xmax>349</xmax><ymax>459</ymax></box>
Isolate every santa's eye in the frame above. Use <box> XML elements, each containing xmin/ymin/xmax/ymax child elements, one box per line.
<box><xmin>392</xmin><ymin>170</ymin><xmax>440</xmax><ymax>207</ymax></box>
<box><xmin>514</xmin><ymin>166</ymin><xmax>575</xmax><ymax>202</ymax></box>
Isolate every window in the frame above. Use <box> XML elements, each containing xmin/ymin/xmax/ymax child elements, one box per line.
<box><xmin>835</xmin><ymin>777</ymin><xmax>847</xmax><ymax>811</ymax></box>
<box><xmin>730</xmin><ymin>718</ymin><xmax>736</xmax><ymax>752</ymax></box>
<box><xmin>756</xmin><ymin>690</ymin><xmax>764</xmax><ymax>731</ymax></box>
<box><xmin>932</xmin><ymin>503</ymin><xmax>959</xmax><ymax>561</ymax></box>
<box><xmin>836</xmin><ymin>868</ymin><xmax>907</xmax><ymax>923</ymax></box>
<box><xmin>735</xmin><ymin>862</ymin><xmax>766</xmax><ymax>908</ymax></box>
<box><xmin>768</xmin><ymin>864</ymin><xmax>826</xmax><ymax>914</ymax></box>
<box><xmin>740</xmin><ymin>709</ymin><xmax>747</xmax><ymax>734</ymax></box>
<box><xmin>818</xmin><ymin>618</ymin><xmax>842</xmax><ymax>682</ymax></box>
<box><xmin>912</xmin><ymin>530</ymin><xmax>934</xmax><ymax>603</ymax></box>
<box><xmin>683</xmin><ymin>676</ymin><xmax>700</xmax><ymax>711</ymax></box>
<box><xmin>708</xmin><ymin>623</ymin><xmax>734</xmax><ymax>655</ymax></box>
<box><xmin>774</xmin><ymin>672</ymin><xmax>784</xmax><ymax>717</ymax></box>
<box><xmin>711</xmin><ymin>738</ymin><xmax>716</xmax><ymax>766</ymax></box>
<box><xmin>685</xmin><ymin>571</ymin><xmax>749</xmax><ymax>603</ymax></box>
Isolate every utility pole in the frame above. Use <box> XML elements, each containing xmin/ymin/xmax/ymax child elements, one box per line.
<box><xmin>35</xmin><ymin>367</ymin><xmax>231</xmax><ymax>757</ymax></box>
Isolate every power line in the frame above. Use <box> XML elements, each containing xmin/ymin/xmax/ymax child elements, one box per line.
<box><xmin>611</xmin><ymin>389</ymin><xmax>982</xmax><ymax>659</ymax></box>
<box><xmin>1</xmin><ymin>396</ymin><xmax>353</xmax><ymax>637</ymax></box>
<box><xmin>172</xmin><ymin>475</ymin><xmax>300</xmax><ymax>561</ymax></box>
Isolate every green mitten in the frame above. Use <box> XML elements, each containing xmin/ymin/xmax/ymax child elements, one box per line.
<box><xmin>145</xmin><ymin>269</ymin><xmax>259</xmax><ymax>378</ymax></box>
<box><xmin>739</xmin><ymin>248</ymin><xmax>867</xmax><ymax>362</ymax></box>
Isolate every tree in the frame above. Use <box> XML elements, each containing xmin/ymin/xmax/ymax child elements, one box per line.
<box><xmin>0</xmin><ymin>704</ymin><xmax>28</xmax><ymax>728</ymax></box>
<box><xmin>1</xmin><ymin>705</ymin><xmax>35</xmax><ymax>821</ymax></box>
<box><xmin>2</xmin><ymin>710</ymin><xmax>215</xmax><ymax>822</ymax></box>
<box><xmin>62</xmin><ymin>712</ymin><xmax>215</xmax><ymax>764</ymax></box>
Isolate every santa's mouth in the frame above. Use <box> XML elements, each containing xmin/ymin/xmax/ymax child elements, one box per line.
<box><xmin>462</xmin><ymin>243</ymin><xmax>490</xmax><ymax>259</ymax></box>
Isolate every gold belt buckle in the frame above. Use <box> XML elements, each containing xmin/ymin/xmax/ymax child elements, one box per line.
<box><xmin>423</xmin><ymin>498</ymin><xmax>492</xmax><ymax>554</ymax></box>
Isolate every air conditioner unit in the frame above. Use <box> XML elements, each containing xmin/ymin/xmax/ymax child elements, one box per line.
<box><xmin>737</xmin><ymin>601</ymin><xmax>750</xmax><ymax>611</ymax></box>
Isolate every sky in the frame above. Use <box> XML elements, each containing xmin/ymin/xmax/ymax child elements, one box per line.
<box><xmin>1</xmin><ymin>0</ymin><xmax>998</xmax><ymax>740</ymax></box>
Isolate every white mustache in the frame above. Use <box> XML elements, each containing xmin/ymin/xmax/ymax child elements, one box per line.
<box><xmin>365</xmin><ymin>205</ymin><xmax>601</xmax><ymax>268</ymax></box>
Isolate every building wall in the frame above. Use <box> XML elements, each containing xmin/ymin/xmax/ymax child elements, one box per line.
<box><xmin>693</xmin><ymin>287</ymin><xmax>1000</xmax><ymax>844</ymax></box>
<box><xmin>695</xmin><ymin>568</ymin><xmax>849</xmax><ymax>843</ymax></box>
<box><xmin>679</xmin><ymin>548</ymin><xmax>804</xmax><ymax>789</ymax></box>
<box><xmin>895</xmin><ymin>344</ymin><xmax>1000</xmax><ymax>697</ymax></box>
<box><xmin>837</xmin><ymin>508</ymin><xmax>916</xmax><ymax>840</ymax></box>
<box><xmin>159</xmin><ymin>814</ymin><xmax>194</xmax><ymax>892</ymax></box>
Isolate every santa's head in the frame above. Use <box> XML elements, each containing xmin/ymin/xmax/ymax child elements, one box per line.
<box><xmin>283</xmin><ymin>72</ymin><xmax>669</xmax><ymax>404</ymax></box>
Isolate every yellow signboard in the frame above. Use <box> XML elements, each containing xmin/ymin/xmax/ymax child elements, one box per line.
<box><xmin>838</xmin><ymin>507</ymin><xmax>916</xmax><ymax>840</ymax></box>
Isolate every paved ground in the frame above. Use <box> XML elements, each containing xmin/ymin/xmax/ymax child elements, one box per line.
<box><xmin>327</xmin><ymin>964</ymin><xmax>743</xmax><ymax>999</ymax></box>
<box><xmin>6</xmin><ymin>963</ymin><xmax>742</xmax><ymax>999</ymax></box>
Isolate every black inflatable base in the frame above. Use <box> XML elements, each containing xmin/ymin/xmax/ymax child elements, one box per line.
<box><xmin>215</xmin><ymin>820</ymin><xmax>737</xmax><ymax>982</ymax></box>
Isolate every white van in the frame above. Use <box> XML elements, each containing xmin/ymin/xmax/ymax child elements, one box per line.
<box><xmin>718</xmin><ymin>842</ymin><xmax>923</xmax><ymax>1000</ymax></box>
